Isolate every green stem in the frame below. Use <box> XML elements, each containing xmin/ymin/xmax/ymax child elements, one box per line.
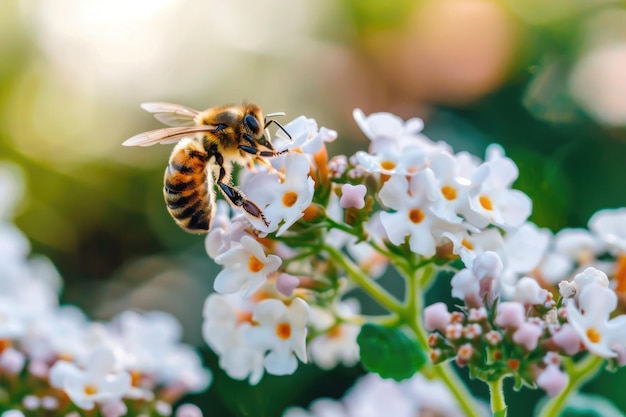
<box><xmin>401</xmin><ymin>265</ymin><xmax>484</xmax><ymax>417</ymax></box>
<box><xmin>536</xmin><ymin>354</ymin><xmax>605</xmax><ymax>417</ymax></box>
<box><xmin>323</xmin><ymin>244</ymin><xmax>402</xmax><ymax>314</ymax></box>
<box><xmin>489</xmin><ymin>377</ymin><xmax>507</xmax><ymax>416</ymax></box>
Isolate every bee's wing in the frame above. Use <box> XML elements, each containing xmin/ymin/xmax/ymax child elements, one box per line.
<box><xmin>140</xmin><ymin>102</ymin><xmax>200</xmax><ymax>127</ymax></box>
<box><xmin>122</xmin><ymin>126</ymin><xmax>219</xmax><ymax>147</ymax></box>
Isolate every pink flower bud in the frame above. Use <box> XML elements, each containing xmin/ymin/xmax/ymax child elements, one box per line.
<box><xmin>28</xmin><ymin>360</ymin><xmax>49</xmax><ymax>378</ymax></box>
<box><xmin>0</xmin><ymin>347</ymin><xmax>25</xmax><ymax>375</ymax></box>
<box><xmin>41</xmin><ymin>396</ymin><xmax>58</xmax><ymax>411</ymax></box>
<box><xmin>100</xmin><ymin>400</ymin><xmax>128</xmax><ymax>417</ymax></box>
<box><xmin>22</xmin><ymin>395</ymin><xmax>40</xmax><ymax>410</ymax></box>
<box><xmin>340</xmin><ymin>184</ymin><xmax>367</xmax><ymax>209</ymax></box>
<box><xmin>424</xmin><ymin>302</ymin><xmax>451</xmax><ymax>332</ymax></box>
<box><xmin>276</xmin><ymin>273</ymin><xmax>300</xmax><ymax>297</ymax></box>
<box><xmin>176</xmin><ymin>404</ymin><xmax>204</xmax><ymax>417</ymax></box>
<box><xmin>512</xmin><ymin>323</ymin><xmax>543</xmax><ymax>351</ymax></box>
<box><xmin>536</xmin><ymin>365</ymin><xmax>569</xmax><ymax>397</ymax></box>
<box><xmin>552</xmin><ymin>324</ymin><xmax>582</xmax><ymax>355</ymax></box>
<box><xmin>494</xmin><ymin>302</ymin><xmax>526</xmax><ymax>329</ymax></box>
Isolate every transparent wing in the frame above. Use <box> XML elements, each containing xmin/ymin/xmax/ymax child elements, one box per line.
<box><xmin>140</xmin><ymin>102</ymin><xmax>200</xmax><ymax>127</ymax></box>
<box><xmin>122</xmin><ymin>125</ymin><xmax>219</xmax><ymax>147</ymax></box>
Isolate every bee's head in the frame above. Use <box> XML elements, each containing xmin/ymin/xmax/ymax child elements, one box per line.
<box><xmin>243</xmin><ymin>105</ymin><xmax>275</xmax><ymax>150</ymax></box>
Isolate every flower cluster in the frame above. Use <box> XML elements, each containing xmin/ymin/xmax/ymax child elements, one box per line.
<box><xmin>424</xmin><ymin>207</ymin><xmax>626</xmax><ymax>399</ymax></box>
<box><xmin>198</xmin><ymin>107</ymin><xmax>626</xmax><ymax>416</ymax></box>
<box><xmin>0</xmin><ymin>163</ymin><xmax>210</xmax><ymax>417</ymax></box>
<box><xmin>201</xmin><ymin>116</ymin><xmax>362</xmax><ymax>383</ymax></box>
<box><xmin>200</xmin><ymin>109</ymin><xmax>535</xmax><ymax>386</ymax></box>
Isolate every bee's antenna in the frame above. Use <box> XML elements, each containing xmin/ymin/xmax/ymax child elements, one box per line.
<box><xmin>264</xmin><ymin>113</ymin><xmax>292</xmax><ymax>140</ymax></box>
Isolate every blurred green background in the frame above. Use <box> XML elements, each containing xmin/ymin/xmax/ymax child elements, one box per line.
<box><xmin>2</xmin><ymin>0</ymin><xmax>626</xmax><ymax>415</ymax></box>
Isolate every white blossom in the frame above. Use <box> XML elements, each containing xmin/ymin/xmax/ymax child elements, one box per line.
<box><xmin>213</xmin><ymin>235</ymin><xmax>281</xmax><ymax>297</ymax></box>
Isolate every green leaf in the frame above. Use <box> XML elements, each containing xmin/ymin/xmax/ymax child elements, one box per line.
<box><xmin>357</xmin><ymin>323</ymin><xmax>426</xmax><ymax>381</ymax></box>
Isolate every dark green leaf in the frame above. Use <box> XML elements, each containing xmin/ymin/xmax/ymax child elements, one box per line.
<box><xmin>357</xmin><ymin>323</ymin><xmax>426</xmax><ymax>381</ymax></box>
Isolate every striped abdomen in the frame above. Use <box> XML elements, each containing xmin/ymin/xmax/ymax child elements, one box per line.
<box><xmin>163</xmin><ymin>139</ymin><xmax>215</xmax><ymax>233</ymax></box>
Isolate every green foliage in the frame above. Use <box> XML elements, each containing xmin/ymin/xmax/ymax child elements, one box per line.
<box><xmin>495</xmin><ymin>408</ymin><xmax>508</xmax><ymax>417</ymax></box>
<box><xmin>356</xmin><ymin>323</ymin><xmax>426</xmax><ymax>381</ymax></box>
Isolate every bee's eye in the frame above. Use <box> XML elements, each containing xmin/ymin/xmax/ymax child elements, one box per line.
<box><xmin>244</xmin><ymin>114</ymin><xmax>261</xmax><ymax>134</ymax></box>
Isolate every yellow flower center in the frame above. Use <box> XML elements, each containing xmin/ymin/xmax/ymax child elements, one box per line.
<box><xmin>248</xmin><ymin>256</ymin><xmax>264</xmax><ymax>273</ymax></box>
<box><xmin>282</xmin><ymin>191</ymin><xmax>298</xmax><ymax>207</ymax></box>
<box><xmin>83</xmin><ymin>383</ymin><xmax>98</xmax><ymax>396</ymax></box>
<box><xmin>586</xmin><ymin>327</ymin><xmax>601</xmax><ymax>344</ymax></box>
<box><xmin>441</xmin><ymin>185</ymin><xmax>457</xmax><ymax>200</ymax></box>
<box><xmin>276</xmin><ymin>322</ymin><xmax>292</xmax><ymax>340</ymax></box>
<box><xmin>327</xmin><ymin>326</ymin><xmax>343</xmax><ymax>339</ymax></box>
<box><xmin>380</xmin><ymin>160</ymin><xmax>396</xmax><ymax>171</ymax></box>
<box><xmin>408</xmin><ymin>208</ymin><xmax>425</xmax><ymax>224</ymax></box>
<box><xmin>479</xmin><ymin>195</ymin><xmax>493</xmax><ymax>211</ymax></box>
<box><xmin>461</xmin><ymin>239</ymin><xmax>474</xmax><ymax>250</ymax></box>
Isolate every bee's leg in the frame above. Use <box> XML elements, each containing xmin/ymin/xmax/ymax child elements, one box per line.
<box><xmin>214</xmin><ymin>153</ymin><xmax>270</xmax><ymax>227</ymax></box>
<box><xmin>217</xmin><ymin>181</ymin><xmax>269</xmax><ymax>226</ymax></box>
<box><xmin>239</xmin><ymin>145</ymin><xmax>288</xmax><ymax>158</ymax></box>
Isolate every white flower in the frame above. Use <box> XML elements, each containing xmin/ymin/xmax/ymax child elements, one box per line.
<box><xmin>243</xmin><ymin>153</ymin><xmax>315</xmax><ymax>236</ymax></box>
<box><xmin>554</xmin><ymin>228</ymin><xmax>603</xmax><ymax>263</ymax></box>
<box><xmin>451</xmin><ymin>251</ymin><xmax>502</xmax><ymax>303</ymax></box>
<box><xmin>354</xmin><ymin>148</ymin><xmax>427</xmax><ymax>177</ymax></box>
<box><xmin>158</xmin><ymin>345</ymin><xmax>212</xmax><ymax>393</ymax></box>
<box><xmin>214</xmin><ymin>235</ymin><xmax>281</xmax><ymax>297</ymax></box>
<box><xmin>343</xmin><ymin>373</ymin><xmax>417</xmax><ymax>417</ymax></box>
<box><xmin>400</xmin><ymin>374</ymin><xmax>473</xmax><ymax>417</ymax></box>
<box><xmin>202</xmin><ymin>294</ymin><xmax>265</xmax><ymax>384</ymax></box>
<box><xmin>460</xmin><ymin>145</ymin><xmax>532</xmax><ymax>230</ymax></box>
<box><xmin>450</xmin><ymin>227</ymin><xmax>505</xmax><ymax>267</ymax></box>
<box><xmin>378</xmin><ymin>171</ymin><xmax>441</xmax><ymax>257</ymax></box>
<box><xmin>572</xmin><ymin>267</ymin><xmax>610</xmax><ymax>299</ymax></box>
<box><xmin>499</xmin><ymin>222</ymin><xmax>551</xmax><ymax>298</ymax></box>
<box><xmin>428</xmin><ymin>152</ymin><xmax>473</xmax><ymax>224</ymax></box>
<box><xmin>567</xmin><ymin>282</ymin><xmax>626</xmax><ymax>358</ymax></box>
<box><xmin>353</xmin><ymin>109</ymin><xmax>450</xmax><ymax>157</ymax></box>
<box><xmin>514</xmin><ymin>277</ymin><xmax>550</xmax><ymax>305</ymax></box>
<box><xmin>589</xmin><ymin>208</ymin><xmax>626</xmax><ymax>254</ymax></box>
<box><xmin>308</xmin><ymin>301</ymin><xmax>360</xmax><ymax>370</ymax></box>
<box><xmin>246</xmin><ymin>298</ymin><xmax>309</xmax><ymax>376</ymax></box>
<box><xmin>353</xmin><ymin>109</ymin><xmax>422</xmax><ymax>142</ymax></box>
<box><xmin>272</xmin><ymin>116</ymin><xmax>336</xmax><ymax>155</ymax></box>
<box><xmin>49</xmin><ymin>347</ymin><xmax>131</xmax><ymax>410</ymax></box>
<box><xmin>283</xmin><ymin>398</ymin><xmax>347</xmax><ymax>417</ymax></box>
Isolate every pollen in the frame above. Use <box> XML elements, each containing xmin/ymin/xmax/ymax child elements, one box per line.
<box><xmin>327</xmin><ymin>325</ymin><xmax>343</xmax><ymax>339</ymax></box>
<box><xmin>479</xmin><ymin>195</ymin><xmax>493</xmax><ymax>211</ymax></box>
<box><xmin>441</xmin><ymin>185</ymin><xmax>457</xmax><ymax>200</ymax></box>
<box><xmin>408</xmin><ymin>208</ymin><xmax>425</xmax><ymax>224</ymax></box>
<box><xmin>614</xmin><ymin>255</ymin><xmax>626</xmax><ymax>295</ymax></box>
<box><xmin>507</xmin><ymin>359</ymin><xmax>520</xmax><ymax>371</ymax></box>
<box><xmin>282</xmin><ymin>191</ymin><xmax>299</xmax><ymax>207</ymax></box>
<box><xmin>380</xmin><ymin>160</ymin><xmax>396</xmax><ymax>171</ymax></box>
<box><xmin>0</xmin><ymin>339</ymin><xmax>10</xmax><ymax>354</ymax></box>
<box><xmin>248</xmin><ymin>256</ymin><xmax>264</xmax><ymax>273</ymax></box>
<box><xmin>130</xmin><ymin>370</ymin><xmax>142</xmax><ymax>387</ymax></box>
<box><xmin>461</xmin><ymin>239</ymin><xmax>474</xmax><ymax>250</ymax></box>
<box><xmin>83</xmin><ymin>383</ymin><xmax>98</xmax><ymax>396</ymax></box>
<box><xmin>586</xmin><ymin>327</ymin><xmax>601</xmax><ymax>344</ymax></box>
<box><xmin>276</xmin><ymin>322</ymin><xmax>292</xmax><ymax>339</ymax></box>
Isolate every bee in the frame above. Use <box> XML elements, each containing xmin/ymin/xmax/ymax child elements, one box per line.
<box><xmin>123</xmin><ymin>102</ymin><xmax>289</xmax><ymax>233</ymax></box>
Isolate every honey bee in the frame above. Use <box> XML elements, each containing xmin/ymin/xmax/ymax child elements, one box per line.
<box><xmin>123</xmin><ymin>102</ymin><xmax>289</xmax><ymax>233</ymax></box>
